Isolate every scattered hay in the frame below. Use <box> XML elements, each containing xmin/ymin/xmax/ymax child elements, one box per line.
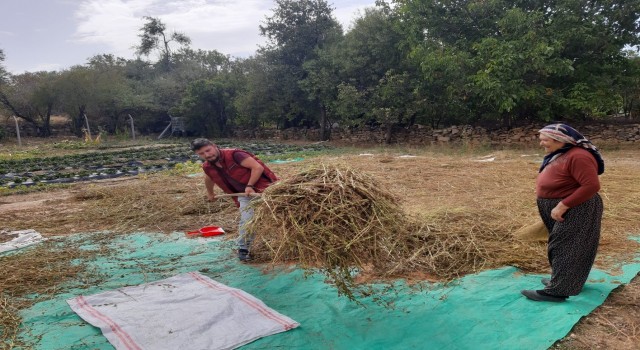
<box><xmin>595</xmin><ymin>163</ymin><xmax>640</xmax><ymax>271</ymax></box>
<box><xmin>554</xmin><ymin>275</ymin><xmax>640</xmax><ymax>349</ymax></box>
<box><xmin>0</xmin><ymin>293</ymin><xmax>23</xmax><ymax>349</ymax></box>
<box><xmin>0</xmin><ymin>172</ymin><xmax>246</xmax><ymax>345</ymax></box>
<box><xmin>2</xmin><ymin>146</ymin><xmax>639</xmax><ymax>348</ymax></box>
<box><xmin>248</xmin><ymin>163</ymin><xmax>547</xmax><ymax>299</ymax></box>
<box><xmin>74</xmin><ymin>174</ymin><xmax>237</xmax><ymax>234</ymax></box>
<box><xmin>403</xmin><ymin>210</ymin><xmax>547</xmax><ymax>279</ymax></box>
<box><xmin>0</xmin><ymin>238</ymin><xmax>110</xmax><ymax>347</ymax></box>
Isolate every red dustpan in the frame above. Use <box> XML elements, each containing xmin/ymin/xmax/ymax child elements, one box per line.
<box><xmin>185</xmin><ymin>226</ymin><xmax>225</xmax><ymax>238</ymax></box>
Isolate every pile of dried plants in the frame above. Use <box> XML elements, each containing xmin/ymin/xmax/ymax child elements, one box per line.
<box><xmin>247</xmin><ymin>162</ymin><xmax>548</xmax><ymax>299</ymax></box>
<box><xmin>248</xmin><ymin>164</ymin><xmax>417</xmax><ymax>297</ymax></box>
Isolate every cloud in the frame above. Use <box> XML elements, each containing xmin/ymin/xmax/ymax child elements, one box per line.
<box><xmin>333</xmin><ymin>3</ymin><xmax>370</xmax><ymax>31</ymax></box>
<box><xmin>74</xmin><ymin>0</ymin><xmax>153</xmax><ymax>56</ymax></box>
<box><xmin>72</xmin><ymin>0</ymin><xmax>376</xmax><ymax>59</ymax></box>
<box><xmin>73</xmin><ymin>0</ymin><xmax>270</xmax><ymax>58</ymax></box>
<box><xmin>29</xmin><ymin>63</ymin><xmax>64</xmax><ymax>72</ymax></box>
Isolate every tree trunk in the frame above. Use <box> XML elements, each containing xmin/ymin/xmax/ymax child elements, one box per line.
<box><xmin>72</xmin><ymin>106</ymin><xmax>86</xmax><ymax>136</ymax></box>
<box><xmin>385</xmin><ymin>123</ymin><xmax>393</xmax><ymax>144</ymax></box>
<box><xmin>408</xmin><ymin>112</ymin><xmax>417</xmax><ymax>127</ymax></box>
<box><xmin>40</xmin><ymin>103</ymin><xmax>53</xmax><ymax>137</ymax></box>
<box><xmin>623</xmin><ymin>97</ymin><xmax>634</xmax><ymax>119</ymax></box>
<box><xmin>217</xmin><ymin>102</ymin><xmax>228</xmax><ymax>136</ymax></box>
<box><xmin>1</xmin><ymin>91</ymin><xmax>51</xmax><ymax>137</ymax></box>
<box><xmin>320</xmin><ymin>104</ymin><xmax>329</xmax><ymax>141</ymax></box>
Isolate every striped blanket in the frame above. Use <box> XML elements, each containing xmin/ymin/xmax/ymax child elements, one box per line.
<box><xmin>67</xmin><ymin>272</ymin><xmax>299</xmax><ymax>350</ymax></box>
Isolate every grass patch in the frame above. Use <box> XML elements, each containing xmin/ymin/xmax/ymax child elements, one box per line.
<box><xmin>0</xmin><ymin>183</ymin><xmax>73</xmax><ymax>196</ymax></box>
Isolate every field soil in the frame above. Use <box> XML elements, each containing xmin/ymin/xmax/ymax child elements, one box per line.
<box><xmin>1</xmin><ymin>142</ymin><xmax>639</xmax><ymax>349</ymax></box>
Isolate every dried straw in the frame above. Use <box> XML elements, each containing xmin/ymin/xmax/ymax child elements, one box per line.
<box><xmin>0</xmin><ymin>238</ymin><xmax>110</xmax><ymax>347</ymax></box>
<box><xmin>248</xmin><ymin>164</ymin><xmax>414</xmax><ymax>297</ymax></box>
<box><xmin>74</xmin><ymin>173</ymin><xmax>237</xmax><ymax>234</ymax></box>
<box><xmin>247</xmin><ymin>162</ymin><xmax>548</xmax><ymax>299</ymax></box>
<box><xmin>2</xmin><ymin>148</ymin><xmax>638</xmax><ymax>345</ymax></box>
<box><xmin>556</xmin><ymin>276</ymin><xmax>640</xmax><ymax>349</ymax></box>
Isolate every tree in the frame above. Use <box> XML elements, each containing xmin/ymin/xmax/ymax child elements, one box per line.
<box><xmin>234</xmin><ymin>56</ymin><xmax>285</xmax><ymax>131</ymax></box>
<box><xmin>54</xmin><ymin>55</ymin><xmax>143</xmax><ymax>135</ymax></box>
<box><xmin>409</xmin><ymin>45</ymin><xmax>472</xmax><ymax>127</ymax></box>
<box><xmin>328</xmin><ymin>6</ymin><xmax>421</xmax><ymax>131</ymax></box>
<box><xmin>618</xmin><ymin>51</ymin><xmax>640</xmax><ymax>118</ymax></box>
<box><xmin>55</xmin><ymin>66</ymin><xmax>94</xmax><ymax>135</ymax></box>
<box><xmin>0</xmin><ymin>49</ymin><xmax>7</xmax><ymax>140</ymax></box>
<box><xmin>336</xmin><ymin>7</ymin><xmax>407</xmax><ymax>90</ymax></box>
<box><xmin>370</xmin><ymin>71</ymin><xmax>415</xmax><ymax>143</ymax></box>
<box><xmin>394</xmin><ymin>0</ymin><xmax>640</xmax><ymax>125</ymax></box>
<box><xmin>300</xmin><ymin>47</ymin><xmax>342</xmax><ymax>140</ymax></box>
<box><xmin>171</xmin><ymin>77</ymin><xmax>236</xmax><ymax>137</ymax></box>
<box><xmin>545</xmin><ymin>0</ymin><xmax>640</xmax><ymax>119</ymax></box>
<box><xmin>260</xmin><ymin>0</ymin><xmax>340</xmax><ymax>65</ymax></box>
<box><xmin>469</xmin><ymin>8</ymin><xmax>575</xmax><ymax>124</ymax></box>
<box><xmin>136</xmin><ymin>16</ymin><xmax>191</xmax><ymax>71</ymax></box>
<box><xmin>0</xmin><ymin>49</ymin><xmax>8</xmax><ymax>84</ymax></box>
<box><xmin>333</xmin><ymin>83</ymin><xmax>367</xmax><ymax>128</ymax></box>
<box><xmin>0</xmin><ymin>71</ymin><xmax>60</xmax><ymax>137</ymax></box>
<box><xmin>258</xmin><ymin>0</ymin><xmax>343</xmax><ymax>138</ymax></box>
<box><xmin>172</xmin><ymin>48</ymin><xmax>232</xmax><ymax>79</ymax></box>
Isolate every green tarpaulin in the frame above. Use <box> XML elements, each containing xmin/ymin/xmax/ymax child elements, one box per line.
<box><xmin>12</xmin><ymin>232</ymin><xmax>640</xmax><ymax>350</ymax></box>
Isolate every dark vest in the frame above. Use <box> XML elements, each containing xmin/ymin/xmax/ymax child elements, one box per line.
<box><xmin>202</xmin><ymin>149</ymin><xmax>278</xmax><ymax>206</ymax></box>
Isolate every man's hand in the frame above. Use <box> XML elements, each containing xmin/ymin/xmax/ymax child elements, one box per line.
<box><xmin>551</xmin><ymin>202</ymin><xmax>569</xmax><ymax>222</ymax></box>
<box><xmin>244</xmin><ymin>186</ymin><xmax>256</xmax><ymax>196</ymax></box>
<box><xmin>204</xmin><ymin>176</ymin><xmax>216</xmax><ymax>202</ymax></box>
<box><xmin>239</xmin><ymin>156</ymin><xmax>264</xmax><ymax>196</ymax></box>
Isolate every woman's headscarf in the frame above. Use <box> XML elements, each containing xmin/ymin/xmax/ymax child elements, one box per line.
<box><xmin>538</xmin><ymin>123</ymin><xmax>605</xmax><ymax>175</ymax></box>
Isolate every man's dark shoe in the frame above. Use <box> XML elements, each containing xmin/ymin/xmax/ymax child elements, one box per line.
<box><xmin>521</xmin><ymin>289</ymin><xmax>567</xmax><ymax>302</ymax></box>
<box><xmin>541</xmin><ymin>278</ymin><xmax>551</xmax><ymax>287</ymax></box>
<box><xmin>238</xmin><ymin>249</ymin><xmax>252</xmax><ymax>262</ymax></box>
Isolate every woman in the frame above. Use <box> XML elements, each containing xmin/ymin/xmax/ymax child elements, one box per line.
<box><xmin>521</xmin><ymin>123</ymin><xmax>605</xmax><ymax>302</ymax></box>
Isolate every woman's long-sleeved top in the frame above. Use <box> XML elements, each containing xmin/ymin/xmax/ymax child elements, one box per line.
<box><xmin>536</xmin><ymin>147</ymin><xmax>601</xmax><ymax>208</ymax></box>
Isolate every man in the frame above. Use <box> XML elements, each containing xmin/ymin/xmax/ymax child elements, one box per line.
<box><xmin>190</xmin><ymin>138</ymin><xmax>278</xmax><ymax>261</ymax></box>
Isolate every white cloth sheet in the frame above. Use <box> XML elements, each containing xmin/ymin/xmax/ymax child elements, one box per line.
<box><xmin>0</xmin><ymin>229</ymin><xmax>46</xmax><ymax>253</ymax></box>
<box><xmin>67</xmin><ymin>272</ymin><xmax>299</xmax><ymax>350</ymax></box>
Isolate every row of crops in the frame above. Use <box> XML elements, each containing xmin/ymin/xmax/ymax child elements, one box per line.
<box><xmin>0</xmin><ymin>141</ymin><xmax>331</xmax><ymax>188</ymax></box>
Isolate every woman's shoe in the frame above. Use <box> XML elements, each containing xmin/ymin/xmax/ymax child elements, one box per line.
<box><xmin>521</xmin><ymin>289</ymin><xmax>567</xmax><ymax>302</ymax></box>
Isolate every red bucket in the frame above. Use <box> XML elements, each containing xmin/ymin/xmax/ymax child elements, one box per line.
<box><xmin>185</xmin><ymin>226</ymin><xmax>225</xmax><ymax>238</ymax></box>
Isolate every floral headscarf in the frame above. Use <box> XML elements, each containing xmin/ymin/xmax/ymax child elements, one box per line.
<box><xmin>538</xmin><ymin>123</ymin><xmax>605</xmax><ymax>175</ymax></box>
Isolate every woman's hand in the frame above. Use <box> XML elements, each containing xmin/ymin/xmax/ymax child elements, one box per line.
<box><xmin>551</xmin><ymin>202</ymin><xmax>569</xmax><ymax>222</ymax></box>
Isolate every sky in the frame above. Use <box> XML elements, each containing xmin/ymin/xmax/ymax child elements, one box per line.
<box><xmin>0</xmin><ymin>0</ymin><xmax>377</xmax><ymax>74</ymax></box>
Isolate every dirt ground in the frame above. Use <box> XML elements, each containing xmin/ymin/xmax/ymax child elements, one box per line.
<box><xmin>1</xmin><ymin>145</ymin><xmax>639</xmax><ymax>349</ymax></box>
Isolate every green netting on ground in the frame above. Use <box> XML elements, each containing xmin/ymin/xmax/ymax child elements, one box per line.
<box><xmin>11</xmin><ymin>232</ymin><xmax>640</xmax><ymax>350</ymax></box>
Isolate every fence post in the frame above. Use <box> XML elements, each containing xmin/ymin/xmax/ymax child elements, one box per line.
<box><xmin>128</xmin><ymin>114</ymin><xmax>136</xmax><ymax>140</ymax></box>
<box><xmin>83</xmin><ymin>114</ymin><xmax>92</xmax><ymax>136</ymax></box>
<box><xmin>158</xmin><ymin>122</ymin><xmax>172</xmax><ymax>139</ymax></box>
<box><xmin>12</xmin><ymin>116</ymin><xmax>22</xmax><ymax>146</ymax></box>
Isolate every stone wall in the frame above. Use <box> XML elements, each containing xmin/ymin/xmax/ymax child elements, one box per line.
<box><xmin>236</xmin><ymin>123</ymin><xmax>640</xmax><ymax>146</ymax></box>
